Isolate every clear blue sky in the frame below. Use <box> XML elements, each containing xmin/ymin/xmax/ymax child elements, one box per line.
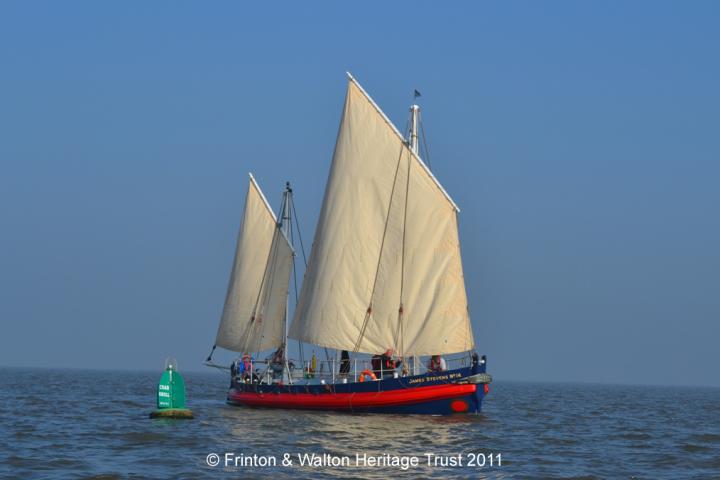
<box><xmin>1</xmin><ymin>2</ymin><xmax>718</xmax><ymax>386</ymax></box>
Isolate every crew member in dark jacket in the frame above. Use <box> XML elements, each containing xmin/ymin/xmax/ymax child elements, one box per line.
<box><xmin>339</xmin><ymin>350</ymin><xmax>351</xmax><ymax>376</ymax></box>
<box><xmin>371</xmin><ymin>348</ymin><xmax>402</xmax><ymax>378</ymax></box>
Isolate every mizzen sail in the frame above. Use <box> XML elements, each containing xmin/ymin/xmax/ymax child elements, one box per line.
<box><xmin>214</xmin><ymin>174</ymin><xmax>293</xmax><ymax>353</ymax></box>
<box><xmin>288</xmin><ymin>75</ymin><xmax>474</xmax><ymax>356</ymax></box>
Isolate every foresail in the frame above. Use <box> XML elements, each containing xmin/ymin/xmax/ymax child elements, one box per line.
<box><xmin>288</xmin><ymin>77</ymin><xmax>474</xmax><ymax>356</ymax></box>
<box><xmin>215</xmin><ymin>174</ymin><xmax>293</xmax><ymax>353</ymax></box>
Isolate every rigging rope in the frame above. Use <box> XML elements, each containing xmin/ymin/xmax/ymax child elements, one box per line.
<box><xmin>290</xmin><ymin>195</ymin><xmax>308</xmax><ymax>268</ymax></box>
<box><xmin>289</xmin><ymin>205</ymin><xmax>304</xmax><ymax>365</ymax></box>
<box><xmin>238</xmin><ymin>223</ymin><xmax>282</xmax><ymax>356</ymax></box>
<box><xmin>252</xmin><ymin>227</ymin><xmax>283</xmax><ymax>355</ymax></box>
<box><xmin>205</xmin><ymin>344</ymin><xmax>216</xmax><ymax>362</ymax></box>
<box><xmin>289</xmin><ymin>191</ymin><xmax>307</xmax><ymax>366</ymax></box>
<box><xmin>393</xmin><ymin>145</ymin><xmax>412</xmax><ymax>359</ymax></box>
<box><xmin>419</xmin><ymin>114</ymin><xmax>432</xmax><ymax>171</ymax></box>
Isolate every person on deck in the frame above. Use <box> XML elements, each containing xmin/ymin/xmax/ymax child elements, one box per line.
<box><xmin>427</xmin><ymin>355</ymin><xmax>447</xmax><ymax>372</ymax></box>
<box><xmin>230</xmin><ymin>358</ymin><xmax>239</xmax><ymax>386</ymax></box>
<box><xmin>339</xmin><ymin>350</ymin><xmax>351</xmax><ymax>376</ymax></box>
<box><xmin>238</xmin><ymin>353</ymin><xmax>256</xmax><ymax>383</ymax></box>
<box><xmin>268</xmin><ymin>344</ymin><xmax>285</xmax><ymax>380</ymax></box>
<box><xmin>371</xmin><ymin>348</ymin><xmax>402</xmax><ymax>378</ymax></box>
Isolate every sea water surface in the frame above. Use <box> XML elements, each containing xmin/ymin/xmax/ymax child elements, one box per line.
<box><xmin>1</xmin><ymin>368</ymin><xmax>719</xmax><ymax>479</ymax></box>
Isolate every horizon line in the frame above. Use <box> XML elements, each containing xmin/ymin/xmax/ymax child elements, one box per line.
<box><xmin>1</xmin><ymin>364</ymin><xmax>718</xmax><ymax>390</ymax></box>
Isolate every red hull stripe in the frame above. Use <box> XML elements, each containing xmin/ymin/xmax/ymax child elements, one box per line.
<box><xmin>228</xmin><ymin>383</ymin><xmax>477</xmax><ymax>410</ymax></box>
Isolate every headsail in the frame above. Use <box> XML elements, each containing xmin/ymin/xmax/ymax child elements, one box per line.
<box><xmin>214</xmin><ymin>174</ymin><xmax>294</xmax><ymax>354</ymax></box>
<box><xmin>289</xmin><ymin>75</ymin><xmax>474</xmax><ymax>356</ymax></box>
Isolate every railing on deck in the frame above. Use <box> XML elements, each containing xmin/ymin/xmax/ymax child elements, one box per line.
<box><xmin>232</xmin><ymin>352</ymin><xmax>476</xmax><ymax>386</ymax></box>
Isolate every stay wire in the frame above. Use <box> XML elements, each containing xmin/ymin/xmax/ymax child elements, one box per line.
<box><xmin>290</xmin><ymin>195</ymin><xmax>308</xmax><ymax>268</ymax></box>
<box><xmin>288</xmin><ymin>191</ymin><xmax>305</xmax><ymax>365</ymax></box>
<box><xmin>393</xmin><ymin>147</ymin><xmax>412</xmax><ymax>359</ymax></box>
<box><xmin>419</xmin><ymin>114</ymin><xmax>432</xmax><ymax>171</ymax></box>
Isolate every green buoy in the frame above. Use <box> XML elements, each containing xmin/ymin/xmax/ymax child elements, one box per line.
<box><xmin>149</xmin><ymin>358</ymin><xmax>193</xmax><ymax>419</ymax></box>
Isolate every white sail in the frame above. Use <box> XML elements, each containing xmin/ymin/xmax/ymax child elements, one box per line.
<box><xmin>215</xmin><ymin>174</ymin><xmax>293</xmax><ymax>353</ymax></box>
<box><xmin>289</xmin><ymin>75</ymin><xmax>474</xmax><ymax>356</ymax></box>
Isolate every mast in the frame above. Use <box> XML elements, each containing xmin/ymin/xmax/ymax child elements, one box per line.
<box><xmin>279</xmin><ymin>182</ymin><xmax>292</xmax><ymax>373</ymax></box>
<box><xmin>407</xmin><ymin>101</ymin><xmax>420</xmax><ymax>366</ymax></box>
<box><xmin>409</xmin><ymin>104</ymin><xmax>420</xmax><ymax>155</ymax></box>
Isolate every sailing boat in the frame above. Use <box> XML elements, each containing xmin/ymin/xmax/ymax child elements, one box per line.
<box><xmin>209</xmin><ymin>73</ymin><xmax>491</xmax><ymax>415</ymax></box>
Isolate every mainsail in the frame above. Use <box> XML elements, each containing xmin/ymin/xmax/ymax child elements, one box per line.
<box><xmin>214</xmin><ymin>174</ymin><xmax>293</xmax><ymax>354</ymax></box>
<box><xmin>289</xmin><ymin>74</ymin><xmax>474</xmax><ymax>356</ymax></box>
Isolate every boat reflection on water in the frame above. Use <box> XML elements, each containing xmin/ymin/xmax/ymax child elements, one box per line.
<box><xmin>217</xmin><ymin>405</ymin><xmax>496</xmax><ymax>479</ymax></box>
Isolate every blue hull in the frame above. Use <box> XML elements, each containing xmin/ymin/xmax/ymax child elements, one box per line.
<box><xmin>227</xmin><ymin>360</ymin><xmax>489</xmax><ymax>415</ymax></box>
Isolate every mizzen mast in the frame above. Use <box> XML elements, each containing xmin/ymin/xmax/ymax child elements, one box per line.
<box><xmin>278</xmin><ymin>182</ymin><xmax>292</xmax><ymax>378</ymax></box>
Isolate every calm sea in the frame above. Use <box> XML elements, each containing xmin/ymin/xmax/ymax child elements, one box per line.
<box><xmin>1</xmin><ymin>368</ymin><xmax>718</xmax><ymax>479</ymax></box>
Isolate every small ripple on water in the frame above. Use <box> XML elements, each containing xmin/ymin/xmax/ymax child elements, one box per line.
<box><xmin>558</xmin><ymin>476</ymin><xmax>601</xmax><ymax>480</ymax></box>
<box><xmin>79</xmin><ymin>475</ymin><xmax>123</xmax><ymax>480</ymax></box>
<box><xmin>544</xmin><ymin>437</ymin><xmax>581</xmax><ymax>447</ymax></box>
<box><xmin>4</xmin><ymin>455</ymin><xmax>33</xmax><ymax>468</ymax></box>
<box><xmin>680</xmin><ymin>443</ymin><xmax>712</xmax><ymax>453</ymax></box>
<box><xmin>116</xmin><ymin>431</ymin><xmax>169</xmax><ymax>443</ymax></box>
<box><xmin>690</xmin><ymin>432</ymin><xmax>720</xmax><ymax>443</ymax></box>
<box><xmin>698</xmin><ymin>456</ymin><xmax>720</xmax><ymax>469</ymax></box>
<box><xmin>609</xmin><ymin>432</ymin><xmax>652</xmax><ymax>441</ymax></box>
